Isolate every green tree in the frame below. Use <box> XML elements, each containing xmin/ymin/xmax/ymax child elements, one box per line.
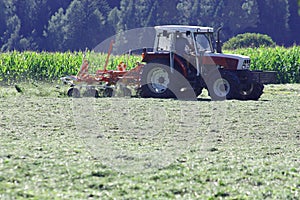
<box><xmin>255</xmin><ymin>0</ymin><xmax>290</xmax><ymax>45</ymax></box>
<box><xmin>0</xmin><ymin>0</ymin><xmax>22</xmax><ymax>51</ymax></box>
<box><xmin>222</xmin><ymin>0</ymin><xmax>259</xmax><ymax>36</ymax></box>
<box><xmin>176</xmin><ymin>0</ymin><xmax>259</xmax><ymax>40</ymax></box>
<box><xmin>288</xmin><ymin>0</ymin><xmax>300</xmax><ymax>45</ymax></box>
<box><xmin>0</xmin><ymin>0</ymin><xmax>6</xmax><ymax>47</ymax></box>
<box><xmin>177</xmin><ymin>0</ymin><xmax>220</xmax><ymax>25</ymax></box>
<box><xmin>110</xmin><ymin>0</ymin><xmax>181</xmax><ymax>32</ymax></box>
<box><xmin>45</xmin><ymin>0</ymin><xmax>112</xmax><ymax>51</ymax></box>
<box><xmin>223</xmin><ymin>33</ymin><xmax>275</xmax><ymax>50</ymax></box>
<box><xmin>44</xmin><ymin>8</ymin><xmax>66</xmax><ymax>51</ymax></box>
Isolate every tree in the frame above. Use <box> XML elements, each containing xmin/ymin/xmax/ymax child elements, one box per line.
<box><xmin>255</xmin><ymin>0</ymin><xmax>290</xmax><ymax>45</ymax></box>
<box><xmin>107</xmin><ymin>0</ymin><xmax>120</xmax><ymax>9</ymax></box>
<box><xmin>223</xmin><ymin>33</ymin><xmax>275</xmax><ymax>50</ymax></box>
<box><xmin>288</xmin><ymin>0</ymin><xmax>300</xmax><ymax>45</ymax></box>
<box><xmin>45</xmin><ymin>0</ymin><xmax>112</xmax><ymax>51</ymax></box>
<box><xmin>222</xmin><ymin>0</ymin><xmax>259</xmax><ymax>36</ymax></box>
<box><xmin>0</xmin><ymin>0</ymin><xmax>23</xmax><ymax>51</ymax></box>
<box><xmin>0</xmin><ymin>0</ymin><xmax>7</xmax><ymax>47</ymax></box>
<box><xmin>44</xmin><ymin>8</ymin><xmax>66</xmax><ymax>51</ymax></box>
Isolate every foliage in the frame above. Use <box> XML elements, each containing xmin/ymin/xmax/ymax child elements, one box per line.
<box><xmin>1</xmin><ymin>46</ymin><xmax>299</xmax><ymax>85</ymax></box>
<box><xmin>255</xmin><ymin>0</ymin><xmax>290</xmax><ymax>44</ymax></box>
<box><xmin>0</xmin><ymin>0</ymin><xmax>300</xmax><ymax>51</ymax></box>
<box><xmin>223</xmin><ymin>33</ymin><xmax>276</xmax><ymax>50</ymax></box>
<box><xmin>45</xmin><ymin>0</ymin><xmax>112</xmax><ymax>51</ymax></box>
<box><xmin>228</xmin><ymin>46</ymin><xmax>300</xmax><ymax>83</ymax></box>
<box><xmin>0</xmin><ymin>51</ymin><xmax>142</xmax><ymax>85</ymax></box>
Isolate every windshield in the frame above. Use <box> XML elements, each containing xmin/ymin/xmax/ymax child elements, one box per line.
<box><xmin>194</xmin><ymin>33</ymin><xmax>213</xmax><ymax>52</ymax></box>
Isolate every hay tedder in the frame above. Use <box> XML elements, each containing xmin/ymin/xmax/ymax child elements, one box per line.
<box><xmin>61</xmin><ymin>41</ymin><xmax>143</xmax><ymax>98</ymax></box>
<box><xmin>61</xmin><ymin>25</ymin><xmax>277</xmax><ymax>100</ymax></box>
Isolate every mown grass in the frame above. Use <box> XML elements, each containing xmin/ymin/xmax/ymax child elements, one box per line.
<box><xmin>0</xmin><ymin>83</ymin><xmax>299</xmax><ymax>199</ymax></box>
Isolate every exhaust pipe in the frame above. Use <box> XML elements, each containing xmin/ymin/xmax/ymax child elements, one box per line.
<box><xmin>216</xmin><ymin>27</ymin><xmax>222</xmax><ymax>53</ymax></box>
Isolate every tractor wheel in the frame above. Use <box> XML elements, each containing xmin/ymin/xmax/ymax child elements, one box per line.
<box><xmin>67</xmin><ymin>87</ymin><xmax>80</xmax><ymax>98</ymax></box>
<box><xmin>207</xmin><ymin>71</ymin><xmax>239</xmax><ymax>101</ymax></box>
<box><xmin>194</xmin><ymin>87</ymin><xmax>203</xmax><ymax>97</ymax></box>
<box><xmin>139</xmin><ymin>63</ymin><xmax>175</xmax><ymax>98</ymax></box>
<box><xmin>238</xmin><ymin>82</ymin><xmax>264</xmax><ymax>100</ymax></box>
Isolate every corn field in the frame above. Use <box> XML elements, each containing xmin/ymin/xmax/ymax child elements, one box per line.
<box><xmin>228</xmin><ymin>46</ymin><xmax>300</xmax><ymax>83</ymax></box>
<box><xmin>0</xmin><ymin>51</ymin><xmax>142</xmax><ymax>85</ymax></box>
<box><xmin>0</xmin><ymin>46</ymin><xmax>299</xmax><ymax>85</ymax></box>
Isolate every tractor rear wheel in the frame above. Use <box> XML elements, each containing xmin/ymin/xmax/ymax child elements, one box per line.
<box><xmin>207</xmin><ymin>71</ymin><xmax>239</xmax><ymax>101</ymax></box>
<box><xmin>139</xmin><ymin>63</ymin><xmax>175</xmax><ymax>98</ymax></box>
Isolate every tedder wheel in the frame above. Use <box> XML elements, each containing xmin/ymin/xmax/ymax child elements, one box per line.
<box><xmin>67</xmin><ymin>87</ymin><xmax>80</xmax><ymax>98</ymax></box>
<box><xmin>122</xmin><ymin>87</ymin><xmax>132</xmax><ymax>97</ymax></box>
<box><xmin>103</xmin><ymin>88</ymin><xmax>113</xmax><ymax>97</ymax></box>
<box><xmin>84</xmin><ymin>88</ymin><xmax>99</xmax><ymax>98</ymax></box>
<box><xmin>139</xmin><ymin>63</ymin><xmax>175</xmax><ymax>98</ymax></box>
<box><xmin>238</xmin><ymin>82</ymin><xmax>264</xmax><ymax>100</ymax></box>
<box><xmin>207</xmin><ymin>71</ymin><xmax>239</xmax><ymax>101</ymax></box>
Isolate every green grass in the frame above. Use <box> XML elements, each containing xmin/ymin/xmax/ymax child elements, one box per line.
<box><xmin>0</xmin><ymin>84</ymin><xmax>300</xmax><ymax>199</ymax></box>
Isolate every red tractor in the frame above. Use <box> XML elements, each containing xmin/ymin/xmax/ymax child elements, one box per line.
<box><xmin>138</xmin><ymin>25</ymin><xmax>276</xmax><ymax>100</ymax></box>
<box><xmin>62</xmin><ymin>25</ymin><xmax>276</xmax><ymax>100</ymax></box>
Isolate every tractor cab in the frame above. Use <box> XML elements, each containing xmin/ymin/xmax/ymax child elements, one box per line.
<box><xmin>154</xmin><ymin>25</ymin><xmax>214</xmax><ymax>54</ymax></box>
<box><xmin>142</xmin><ymin>25</ymin><xmax>216</xmax><ymax>77</ymax></box>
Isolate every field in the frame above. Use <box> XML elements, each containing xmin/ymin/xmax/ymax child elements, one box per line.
<box><xmin>0</xmin><ymin>83</ymin><xmax>299</xmax><ymax>199</ymax></box>
<box><xmin>0</xmin><ymin>46</ymin><xmax>300</xmax><ymax>85</ymax></box>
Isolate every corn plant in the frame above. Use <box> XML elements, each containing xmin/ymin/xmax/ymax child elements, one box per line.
<box><xmin>0</xmin><ymin>51</ymin><xmax>142</xmax><ymax>85</ymax></box>
<box><xmin>227</xmin><ymin>46</ymin><xmax>300</xmax><ymax>83</ymax></box>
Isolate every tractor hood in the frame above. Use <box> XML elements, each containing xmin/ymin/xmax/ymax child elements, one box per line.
<box><xmin>203</xmin><ymin>53</ymin><xmax>251</xmax><ymax>70</ymax></box>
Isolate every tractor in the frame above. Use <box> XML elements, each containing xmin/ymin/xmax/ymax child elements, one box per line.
<box><xmin>138</xmin><ymin>25</ymin><xmax>276</xmax><ymax>100</ymax></box>
<box><xmin>62</xmin><ymin>25</ymin><xmax>276</xmax><ymax>100</ymax></box>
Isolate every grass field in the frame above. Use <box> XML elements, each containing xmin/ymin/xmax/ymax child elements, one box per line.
<box><xmin>0</xmin><ymin>83</ymin><xmax>299</xmax><ymax>199</ymax></box>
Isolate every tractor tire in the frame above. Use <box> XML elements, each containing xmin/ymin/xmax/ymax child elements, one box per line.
<box><xmin>139</xmin><ymin>63</ymin><xmax>175</xmax><ymax>98</ymax></box>
<box><xmin>67</xmin><ymin>87</ymin><xmax>80</xmax><ymax>98</ymax></box>
<box><xmin>194</xmin><ymin>87</ymin><xmax>203</xmax><ymax>97</ymax></box>
<box><xmin>237</xmin><ymin>82</ymin><xmax>264</xmax><ymax>100</ymax></box>
<box><xmin>207</xmin><ymin>71</ymin><xmax>240</xmax><ymax>101</ymax></box>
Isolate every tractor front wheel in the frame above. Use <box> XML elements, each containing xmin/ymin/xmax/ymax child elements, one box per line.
<box><xmin>238</xmin><ymin>82</ymin><xmax>264</xmax><ymax>100</ymax></box>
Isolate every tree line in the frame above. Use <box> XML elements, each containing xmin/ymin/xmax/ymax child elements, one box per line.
<box><xmin>0</xmin><ymin>0</ymin><xmax>299</xmax><ymax>52</ymax></box>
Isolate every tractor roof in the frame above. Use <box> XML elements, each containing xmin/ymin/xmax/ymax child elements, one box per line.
<box><xmin>155</xmin><ymin>25</ymin><xmax>214</xmax><ymax>33</ymax></box>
